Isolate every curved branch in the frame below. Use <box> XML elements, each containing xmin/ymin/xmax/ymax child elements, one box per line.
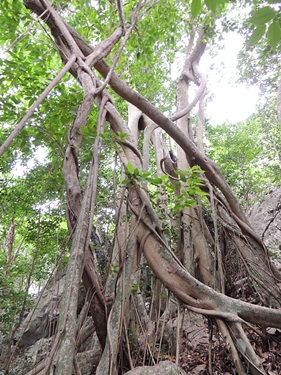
<box><xmin>93</xmin><ymin>60</ymin><xmax>247</xmax><ymax>222</ymax></box>
<box><xmin>94</xmin><ymin>0</ymin><xmax>155</xmax><ymax>96</ymax></box>
<box><xmin>170</xmin><ymin>78</ymin><xmax>207</xmax><ymax>121</ymax></box>
<box><xmin>140</xmin><ymin>220</ymin><xmax>281</xmax><ymax>329</ymax></box>
<box><xmin>184</xmin><ymin>304</ymin><xmax>246</xmax><ymax>324</ymax></box>
<box><xmin>122</xmin><ymin>186</ymin><xmax>281</xmax><ymax>328</ymax></box>
<box><xmin>24</xmin><ymin>0</ymin><xmax>244</xmax><ymax>226</ymax></box>
<box><xmin>40</xmin><ymin>0</ymin><xmax>83</xmax><ymax>55</ymax></box>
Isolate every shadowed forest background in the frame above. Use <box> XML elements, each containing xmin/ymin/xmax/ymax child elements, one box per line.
<box><xmin>1</xmin><ymin>0</ymin><xmax>281</xmax><ymax>374</ymax></box>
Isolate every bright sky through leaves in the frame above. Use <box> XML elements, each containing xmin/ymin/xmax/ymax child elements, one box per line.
<box><xmin>207</xmin><ymin>84</ymin><xmax>259</xmax><ymax>124</ymax></box>
<box><xmin>203</xmin><ymin>32</ymin><xmax>259</xmax><ymax>124</ymax></box>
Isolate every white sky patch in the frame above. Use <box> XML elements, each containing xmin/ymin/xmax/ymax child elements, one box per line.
<box><xmin>202</xmin><ymin>32</ymin><xmax>259</xmax><ymax>125</ymax></box>
<box><xmin>206</xmin><ymin>85</ymin><xmax>259</xmax><ymax>124</ymax></box>
<box><xmin>12</xmin><ymin>145</ymin><xmax>49</xmax><ymax>177</ymax></box>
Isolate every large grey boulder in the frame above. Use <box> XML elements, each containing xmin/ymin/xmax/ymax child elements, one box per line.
<box><xmin>248</xmin><ymin>187</ymin><xmax>281</xmax><ymax>260</ymax></box>
<box><xmin>16</xmin><ymin>274</ymin><xmax>65</xmax><ymax>348</ymax></box>
<box><xmin>124</xmin><ymin>361</ymin><xmax>187</xmax><ymax>375</ymax></box>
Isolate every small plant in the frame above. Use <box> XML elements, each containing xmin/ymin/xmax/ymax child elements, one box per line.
<box><xmin>123</xmin><ymin>162</ymin><xmax>207</xmax><ymax>214</ymax></box>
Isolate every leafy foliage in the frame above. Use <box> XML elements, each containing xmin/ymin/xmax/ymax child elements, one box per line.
<box><xmin>191</xmin><ymin>0</ymin><xmax>228</xmax><ymax>18</ymax></box>
<box><xmin>0</xmin><ymin>159</ymin><xmax>69</xmax><ymax>332</ymax></box>
<box><xmin>124</xmin><ymin>163</ymin><xmax>207</xmax><ymax>213</ymax></box>
<box><xmin>247</xmin><ymin>2</ymin><xmax>281</xmax><ymax>50</ymax></box>
<box><xmin>206</xmin><ymin>116</ymin><xmax>281</xmax><ymax>208</ymax></box>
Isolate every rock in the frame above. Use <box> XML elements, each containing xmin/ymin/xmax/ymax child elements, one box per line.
<box><xmin>76</xmin><ymin>349</ymin><xmax>101</xmax><ymax>375</ymax></box>
<box><xmin>249</xmin><ymin>187</ymin><xmax>281</xmax><ymax>261</ymax></box>
<box><xmin>124</xmin><ymin>360</ymin><xmax>187</xmax><ymax>374</ymax></box>
<box><xmin>16</xmin><ymin>271</ymin><xmax>86</xmax><ymax>349</ymax></box>
<box><xmin>26</xmin><ymin>337</ymin><xmax>52</xmax><ymax>365</ymax></box>
<box><xmin>163</xmin><ymin>311</ymin><xmax>208</xmax><ymax>355</ymax></box>
<box><xmin>190</xmin><ymin>364</ymin><xmax>206</xmax><ymax>374</ymax></box>
<box><xmin>16</xmin><ymin>275</ymin><xmax>65</xmax><ymax>348</ymax></box>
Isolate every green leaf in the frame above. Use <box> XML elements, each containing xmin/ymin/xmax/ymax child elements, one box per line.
<box><xmin>180</xmin><ymin>174</ymin><xmax>187</xmax><ymax>182</ymax></box>
<box><xmin>204</xmin><ymin>0</ymin><xmax>218</xmax><ymax>13</ymax></box>
<box><xmin>141</xmin><ymin>171</ymin><xmax>151</xmax><ymax>178</ymax></box>
<box><xmin>147</xmin><ymin>176</ymin><xmax>162</xmax><ymax>185</ymax></box>
<box><xmin>184</xmin><ymin>199</ymin><xmax>196</xmax><ymax>208</ymax></box>
<box><xmin>131</xmin><ymin>283</ymin><xmax>138</xmax><ymax>294</ymax></box>
<box><xmin>126</xmin><ymin>162</ymin><xmax>134</xmax><ymax>173</ymax></box>
<box><xmin>174</xmin><ymin>203</ymin><xmax>183</xmax><ymax>211</ymax></box>
<box><xmin>247</xmin><ymin>24</ymin><xmax>266</xmax><ymax>47</ymax></box>
<box><xmin>267</xmin><ymin>21</ymin><xmax>281</xmax><ymax>49</ymax></box>
<box><xmin>174</xmin><ymin>169</ymin><xmax>182</xmax><ymax>175</ymax></box>
<box><xmin>249</xmin><ymin>6</ymin><xmax>276</xmax><ymax>25</ymax></box>
<box><xmin>133</xmin><ymin>168</ymin><xmax>140</xmax><ymax>176</ymax></box>
<box><xmin>167</xmin><ymin>183</ymin><xmax>175</xmax><ymax>192</ymax></box>
<box><xmin>121</xmin><ymin>178</ymin><xmax>131</xmax><ymax>185</ymax></box>
<box><xmin>191</xmin><ymin>0</ymin><xmax>201</xmax><ymax>18</ymax></box>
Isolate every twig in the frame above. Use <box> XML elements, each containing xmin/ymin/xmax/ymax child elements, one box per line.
<box><xmin>183</xmin><ymin>304</ymin><xmax>251</xmax><ymax>326</ymax></box>
<box><xmin>85</xmin><ymin>27</ymin><xmax>123</xmax><ymax>67</ymax></box>
<box><xmin>131</xmin><ymin>295</ymin><xmax>155</xmax><ymax>365</ymax></box>
<box><xmin>123</xmin><ymin>321</ymin><xmax>134</xmax><ymax>370</ymax></box>
<box><xmin>116</xmin><ymin>0</ymin><xmax>126</xmax><ymax>34</ymax></box>
<box><xmin>0</xmin><ymin>54</ymin><xmax>77</xmax><ymax>157</ymax></box>
<box><xmin>216</xmin><ymin>319</ymin><xmax>247</xmax><ymax>375</ymax></box>
<box><xmin>228</xmin><ymin>323</ymin><xmax>267</xmax><ymax>375</ymax></box>
<box><xmin>4</xmin><ymin>9</ymin><xmax>49</xmax><ymax>52</ymax></box>
<box><xmin>139</xmin><ymin>0</ymin><xmax>161</xmax><ymax>19</ymax></box>
<box><xmin>94</xmin><ymin>0</ymin><xmax>144</xmax><ymax>96</ymax></box>
<box><xmin>207</xmin><ymin>181</ymin><xmax>225</xmax><ymax>293</ymax></box>
<box><xmin>175</xmin><ymin>300</ymin><xmax>181</xmax><ymax>366</ymax></box>
<box><xmin>208</xmin><ymin>320</ymin><xmax>213</xmax><ymax>375</ymax></box>
<box><xmin>25</xmin><ymin>358</ymin><xmax>47</xmax><ymax>375</ymax></box>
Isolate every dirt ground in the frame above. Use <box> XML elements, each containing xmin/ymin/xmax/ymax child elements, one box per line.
<box><xmin>179</xmin><ymin>324</ymin><xmax>281</xmax><ymax>375</ymax></box>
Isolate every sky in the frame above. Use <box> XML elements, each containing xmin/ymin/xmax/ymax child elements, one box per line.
<box><xmin>12</xmin><ymin>32</ymin><xmax>258</xmax><ymax>177</ymax></box>
<box><xmin>206</xmin><ymin>85</ymin><xmax>259</xmax><ymax>124</ymax></box>
<box><xmin>202</xmin><ymin>32</ymin><xmax>259</xmax><ymax>125</ymax></box>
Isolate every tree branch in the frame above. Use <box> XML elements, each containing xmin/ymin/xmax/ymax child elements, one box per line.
<box><xmin>0</xmin><ymin>53</ymin><xmax>77</xmax><ymax>157</ymax></box>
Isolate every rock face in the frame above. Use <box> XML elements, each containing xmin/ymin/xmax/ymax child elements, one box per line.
<box><xmin>124</xmin><ymin>361</ymin><xmax>187</xmax><ymax>375</ymax></box>
<box><xmin>16</xmin><ymin>273</ymin><xmax>65</xmax><ymax>348</ymax></box>
<box><xmin>248</xmin><ymin>187</ymin><xmax>281</xmax><ymax>260</ymax></box>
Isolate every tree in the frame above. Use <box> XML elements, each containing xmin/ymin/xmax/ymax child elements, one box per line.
<box><xmin>206</xmin><ymin>116</ymin><xmax>281</xmax><ymax>211</ymax></box>
<box><xmin>1</xmin><ymin>0</ymin><xmax>281</xmax><ymax>374</ymax></box>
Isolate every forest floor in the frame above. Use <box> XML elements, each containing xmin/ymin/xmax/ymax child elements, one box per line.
<box><xmin>178</xmin><ymin>324</ymin><xmax>281</xmax><ymax>374</ymax></box>
<box><xmin>1</xmin><ymin>316</ymin><xmax>281</xmax><ymax>374</ymax></box>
